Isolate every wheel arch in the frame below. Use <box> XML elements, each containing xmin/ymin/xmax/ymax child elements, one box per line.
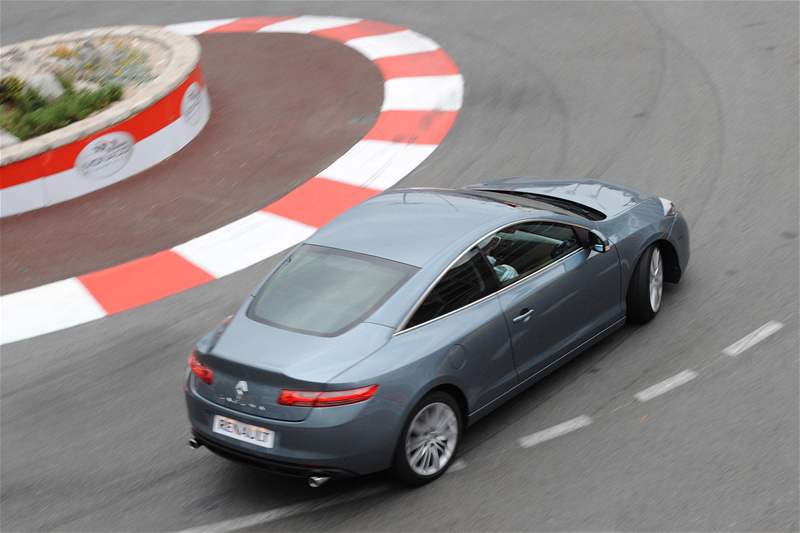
<box><xmin>426</xmin><ymin>383</ymin><xmax>469</xmax><ymax>426</ymax></box>
<box><xmin>403</xmin><ymin>380</ymin><xmax>470</xmax><ymax>429</ymax></box>
<box><xmin>625</xmin><ymin>237</ymin><xmax>680</xmax><ymax>301</ymax></box>
<box><xmin>656</xmin><ymin>239</ymin><xmax>682</xmax><ymax>283</ymax></box>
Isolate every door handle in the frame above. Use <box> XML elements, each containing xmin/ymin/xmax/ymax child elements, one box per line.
<box><xmin>512</xmin><ymin>308</ymin><xmax>534</xmax><ymax>323</ymax></box>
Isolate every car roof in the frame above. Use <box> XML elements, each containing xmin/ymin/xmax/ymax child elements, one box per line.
<box><xmin>306</xmin><ymin>188</ymin><xmax>563</xmax><ymax>267</ymax></box>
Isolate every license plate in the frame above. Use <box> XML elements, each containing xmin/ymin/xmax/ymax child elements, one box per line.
<box><xmin>212</xmin><ymin>415</ymin><xmax>275</xmax><ymax>449</ymax></box>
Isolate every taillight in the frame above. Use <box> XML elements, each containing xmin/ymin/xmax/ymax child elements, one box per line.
<box><xmin>188</xmin><ymin>350</ymin><xmax>213</xmax><ymax>385</ymax></box>
<box><xmin>278</xmin><ymin>385</ymin><xmax>378</xmax><ymax>407</ymax></box>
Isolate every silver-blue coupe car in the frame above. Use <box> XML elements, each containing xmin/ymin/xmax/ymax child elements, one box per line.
<box><xmin>185</xmin><ymin>178</ymin><xmax>690</xmax><ymax>486</ymax></box>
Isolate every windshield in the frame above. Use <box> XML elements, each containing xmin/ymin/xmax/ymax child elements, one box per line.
<box><xmin>248</xmin><ymin>245</ymin><xmax>417</xmax><ymax>336</ymax></box>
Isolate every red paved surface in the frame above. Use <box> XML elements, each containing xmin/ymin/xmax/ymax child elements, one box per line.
<box><xmin>311</xmin><ymin>20</ymin><xmax>405</xmax><ymax>42</ymax></box>
<box><xmin>264</xmin><ymin>177</ymin><xmax>380</xmax><ymax>228</ymax></box>
<box><xmin>374</xmin><ymin>49</ymin><xmax>459</xmax><ymax>79</ymax></box>
<box><xmin>0</xmin><ymin>33</ymin><xmax>383</xmax><ymax>294</ymax></box>
<box><xmin>203</xmin><ymin>16</ymin><xmax>293</xmax><ymax>33</ymax></box>
<box><xmin>79</xmin><ymin>251</ymin><xmax>214</xmax><ymax>314</ymax></box>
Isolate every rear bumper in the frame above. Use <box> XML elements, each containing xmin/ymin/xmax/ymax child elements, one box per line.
<box><xmin>185</xmin><ymin>376</ymin><xmax>403</xmax><ymax>476</ymax></box>
<box><xmin>191</xmin><ymin>430</ymin><xmax>357</xmax><ymax>478</ymax></box>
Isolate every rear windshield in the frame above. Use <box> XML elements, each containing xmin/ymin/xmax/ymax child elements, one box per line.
<box><xmin>248</xmin><ymin>244</ymin><xmax>417</xmax><ymax>336</ymax></box>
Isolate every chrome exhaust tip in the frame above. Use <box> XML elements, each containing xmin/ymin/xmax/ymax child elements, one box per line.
<box><xmin>188</xmin><ymin>438</ymin><xmax>202</xmax><ymax>449</ymax></box>
<box><xmin>308</xmin><ymin>475</ymin><xmax>331</xmax><ymax>488</ymax></box>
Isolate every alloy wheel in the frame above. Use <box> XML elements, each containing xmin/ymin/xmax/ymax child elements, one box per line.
<box><xmin>405</xmin><ymin>402</ymin><xmax>458</xmax><ymax>476</ymax></box>
<box><xmin>649</xmin><ymin>247</ymin><xmax>664</xmax><ymax>312</ymax></box>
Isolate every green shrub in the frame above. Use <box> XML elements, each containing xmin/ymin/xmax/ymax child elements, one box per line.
<box><xmin>0</xmin><ymin>76</ymin><xmax>26</xmax><ymax>105</ymax></box>
<box><xmin>15</xmin><ymin>87</ymin><xmax>48</xmax><ymax>113</ymax></box>
<box><xmin>55</xmin><ymin>72</ymin><xmax>75</xmax><ymax>93</ymax></box>
<box><xmin>0</xmin><ymin>83</ymin><xmax>123</xmax><ymax>140</ymax></box>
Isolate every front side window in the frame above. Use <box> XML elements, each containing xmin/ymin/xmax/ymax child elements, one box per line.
<box><xmin>406</xmin><ymin>248</ymin><xmax>498</xmax><ymax>329</ymax></box>
<box><xmin>478</xmin><ymin>221</ymin><xmax>580</xmax><ymax>285</ymax></box>
<box><xmin>249</xmin><ymin>245</ymin><xmax>416</xmax><ymax>336</ymax></box>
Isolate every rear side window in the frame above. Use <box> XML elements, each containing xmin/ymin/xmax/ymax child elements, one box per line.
<box><xmin>249</xmin><ymin>245</ymin><xmax>416</xmax><ymax>336</ymax></box>
<box><xmin>478</xmin><ymin>221</ymin><xmax>580</xmax><ymax>284</ymax></box>
<box><xmin>406</xmin><ymin>248</ymin><xmax>498</xmax><ymax>329</ymax></box>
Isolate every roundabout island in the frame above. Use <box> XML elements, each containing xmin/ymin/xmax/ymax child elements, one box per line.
<box><xmin>0</xmin><ymin>25</ymin><xmax>208</xmax><ymax>217</ymax></box>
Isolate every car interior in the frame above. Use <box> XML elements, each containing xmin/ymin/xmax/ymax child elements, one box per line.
<box><xmin>407</xmin><ymin>223</ymin><xmax>582</xmax><ymax>328</ymax></box>
<box><xmin>482</xmin><ymin>222</ymin><xmax>580</xmax><ymax>283</ymax></box>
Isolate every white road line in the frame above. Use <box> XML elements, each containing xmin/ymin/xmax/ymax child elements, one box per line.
<box><xmin>172</xmin><ymin>211</ymin><xmax>315</xmax><ymax>278</ymax></box>
<box><xmin>448</xmin><ymin>459</ymin><xmax>467</xmax><ymax>473</ymax></box>
<box><xmin>382</xmin><ymin>75</ymin><xmax>464</xmax><ymax>111</ymax></box>
<box><xmin>518</xmin><ymin>415</ymin><xmax>592</xmax><ymax>448</ymax></box>
<box><xmin>346</xmin><ymin>29</ymin><xmax>440</xmax><ymax>60</ymax></box>
<box><xmin>0</xmin><ymin>278</ymin><xmax>107</xmax><ymax>345</ymax></box>
<box><xmin>634</xmin><ymin>369</ymin><xmax>698</xmax><ymax>402</ymax></box>
<box><xmin>318</xmin><ymin>140</ymin><xmax>436</xmax><ymax>190</ymax></box>
<box><xmin>176</xmin><ymin>486</ymin><xmax>386</xmax><ymax>533</ymax></box>
<box><xmin>257</xmin><ymin>15</ymin><xmax>361</xmax><ymax>34</ymax></box>
<box><xmin>722</xmin><ymin>321</ymin><xmax>784</xmax><ymax>357</ymax></box>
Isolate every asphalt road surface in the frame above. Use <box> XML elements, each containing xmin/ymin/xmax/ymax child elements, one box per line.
<box><xmin>2</xmin><ymin>2</ymin><xmax>798</xmax><ymax>531</ymax></box>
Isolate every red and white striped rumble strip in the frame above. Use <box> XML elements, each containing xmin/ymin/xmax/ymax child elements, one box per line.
<box><xmin>0</xmin><ymin>15</ymin><xmax>464</xmax><ymax>345</ymax></box>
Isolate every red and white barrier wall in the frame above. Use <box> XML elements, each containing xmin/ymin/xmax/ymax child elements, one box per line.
<box><xmin>0</xmin><ymin>16</ymin><xmax>463</xmax><ymax>345</ymax></box>
<box><xmin>0</xmin><ymin>28</ymin><xmax>210</xmax><ymax>217</ymax></box>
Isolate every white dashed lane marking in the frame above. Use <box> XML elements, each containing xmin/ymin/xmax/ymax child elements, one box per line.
<box><xmin>448</xmin><ymin>459</ymin><xmax>467</xmax><ymax>473</ymax></box>
<box><xmin>518</xmin><ymin>415</ymin><xmax>593</xmax><ymax>448</ymax></box>
<box><xmin>177</xmin><ymin>486</ymin><xmax>387</xmax><ymax>533</ymax></box>
<box><xmin>180</xmin><ymin>319</ymin><xmax>788</xmax><ymax>531</ymax></box>
<box><xmin>722</xmin><ymin>321</ymin><xmax>784</xmax><ymax>357</ymax></box>
<box><xmin>634</xmin><ymin>369</ymin><xmax>698</xmax><ymax>402</ymax></box>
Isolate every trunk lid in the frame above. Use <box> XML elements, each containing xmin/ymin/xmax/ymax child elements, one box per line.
<box><xmin>194</xmin><ymin>315</ymin><xmax>392</xmax><ymax>421</ymax></box>
<box><xmin>473</xmin><ymin>178</ymin><xmax>644</xmax><ymax>219</ymax></box>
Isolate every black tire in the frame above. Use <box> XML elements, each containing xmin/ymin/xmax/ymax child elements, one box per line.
<box><xmin>391</xmin><ymin>391</ymin><xmax>463</xmax><ymax>486</ymax></box>
<box><xmin>627</xmin><ymin>244</ymin><xmax>661</xmax><ymax>324</ymax></box>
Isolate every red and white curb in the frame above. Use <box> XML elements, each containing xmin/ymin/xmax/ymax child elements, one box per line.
<box><xmin>0</xmin><ymin>65</ymin><xmax>209</xmax><ymax>218</ymax></box>
<box><xmin>0</xmin><ymin>16</ymin><xmax>463</xmax><ymax>345</ymax></box>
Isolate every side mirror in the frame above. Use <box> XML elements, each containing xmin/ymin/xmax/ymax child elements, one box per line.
<box><xmin>577</xmin><ymin>228</ymin><xmax>610</xmax><ymax>253</ymax></box>
<box><xmin>590</xmin><ymin>232</ymin><xmax>610</xmax><ymax>253</ymax></box>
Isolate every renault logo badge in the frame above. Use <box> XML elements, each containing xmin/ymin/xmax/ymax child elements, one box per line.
<box><xmin>234</xmin><ymin>380</ymin><xmax>248</xmax><ymax>401</ymax></box>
